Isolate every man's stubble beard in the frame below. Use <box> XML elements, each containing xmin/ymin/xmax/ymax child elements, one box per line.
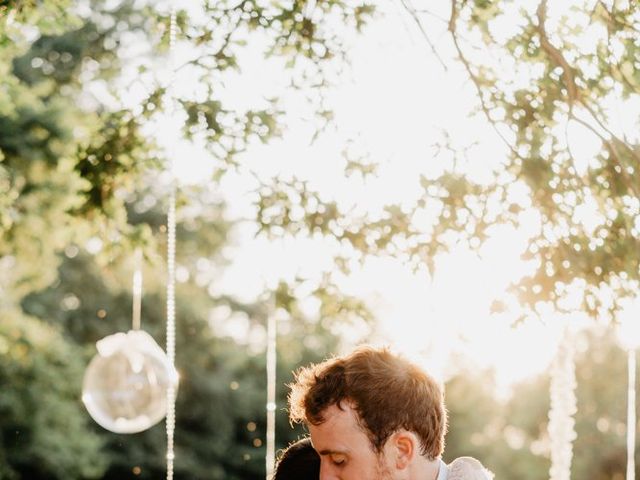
<box><xmin>374</xmin><ymin>453</ymin><xmax>396</xmax><ymax>480</ymax></box>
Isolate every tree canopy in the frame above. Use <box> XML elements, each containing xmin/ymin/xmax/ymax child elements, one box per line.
<box><xmin>256</xmin><ymin>0</ymin><xmax>640</xmax><ymax>324</ymax></box>
<box><xmin>1</xmin><ymin>0</ymin><xmax>374</xmax><ymax>477</ymax></box>
<box><xmin>2</xmin><ymin>0</ymin><xmax>640</xmax><ymax>478</ymax></box>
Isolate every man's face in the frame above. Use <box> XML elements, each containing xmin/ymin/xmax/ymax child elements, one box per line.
<box><xmin>308</xmin><ymin>402</ymin><xmax>396</xmax><ymax>480</ymax></box>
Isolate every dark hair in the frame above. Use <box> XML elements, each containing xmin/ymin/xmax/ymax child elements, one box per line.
<box><xmin>273</xmin><ymin>437</ymin><xmax>320</xmax><ymax>480</ymax></box>
<box><xmin>288</xmin><ymin>346</ymin><xmax>447</xmax><ymax>460</ymax></box>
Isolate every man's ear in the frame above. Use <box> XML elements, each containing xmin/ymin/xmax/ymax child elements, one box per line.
<box><xmin>390</xmin><ymin>430</ymin><xmax>417</xmax><ymax>470</ymax></box>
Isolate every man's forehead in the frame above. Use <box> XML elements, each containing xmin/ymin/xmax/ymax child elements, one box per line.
<box><xmin>308</xmin><ymin>403</ymin><xmax>369</xmax><ymax>452</ymax></box>
<box><xmin>308</xmin><ymin>425</ymin><xmax>350</xmax><ymax>456</ymax></box>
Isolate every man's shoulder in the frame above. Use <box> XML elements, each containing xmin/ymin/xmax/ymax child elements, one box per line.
<box><xmin>447</xmin><ymin>457</ymin><xmax>494</xmax><ymax>480</ymax></box>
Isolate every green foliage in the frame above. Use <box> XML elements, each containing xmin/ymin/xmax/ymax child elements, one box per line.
<box><xmin>439</xmin><ymin>0</ymin><xmax>640</xmax><ymax>318</ymax></box>
<box><xmin>0</xmin><ymin>0</ymin><xmax>376</xmax><ymax>477</ymax></box>
<box><xmin>571</xmin><ymin>328</ymin><xmax>630</xmax><ymax>480</ymax></box>
<box><xmin>18</xmin><ymin>0</ymin><xmax>640</xmax><ymax>479</ymax></box>
<box><xmin>443</xmin><ymin>328</ymin><xmax>639</xmax><ymax>479</ymax></box>
<box><xmin>12</xmin><ymin>22</ymin><xmax>106</xmax><ymax>86</ymax></box>
<box><xmin>13</xmin><ymin>181</ymin><xmax>376</xmax><ymax>478</ymax></box>
<box><xmin>0</xmin><ymin>0</ymin><xmax>376</xmax><ymax>305</ymax></box>
<box><xmin>0</xmin><ymin>0</ymin><xmax>76</xmax><ymax>38</ymax></box>
<box><xmin>0</xmin><ymin>309</ymin><xmax>106</xmax><ymax>480</ymax></box>
<box><xmin>74</xmin><ymin>110</ymin><xmax>160</xmax><ymax>218</ymax></box>
<box><xmin>0</xmin><ymin>76</ymin><xmax>90</xmax><ymax>300</ymax></box>
<box><xmin>0</xmin><ymin>2</ymin><xmax>163</xmax><ymax>303</ymax></box>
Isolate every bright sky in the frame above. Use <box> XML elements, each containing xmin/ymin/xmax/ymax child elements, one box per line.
<box><xmin>158</xmin><ymin>1</ymin><xmax>551</xmax><ymax>394</ymax></box>
<box><xmin>112</xmin><ymin>0</ymin><xmax>639</xmax><ymax>396</ymax></box>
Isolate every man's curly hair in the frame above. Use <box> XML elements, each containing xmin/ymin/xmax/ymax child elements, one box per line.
<box><xmin>288</xmin><ymin>346</ymin><xmax>447</xmax><ymax>460</ymax></box>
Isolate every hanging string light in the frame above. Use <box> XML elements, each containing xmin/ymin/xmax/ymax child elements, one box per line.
<box><xmin>548</xmin><ymin>327</ymin><xmax>577</xmax><ymax>480</ymax></box>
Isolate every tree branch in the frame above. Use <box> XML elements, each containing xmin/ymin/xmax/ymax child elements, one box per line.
<box><xmin>536</xmin><ymin>0</ymin><xmax>579</xmax><ymax>106</ymax></box>
<box><xmin>569</xmin><ymin>112</ymin><xmax>640</xmax><ymax>198</ymax></box>
<box><xmin>580</xmin><ymin>101</ymin><xmax>640</xmax><ymax>164</ymax></box>
<box><xmin>536</xmin><ymin>0</ymin><xmax>640</xmax><ymax>170</ymax></box>
<box><xmin>448</xmin><ymin>0</ymin><xmax>522</xmax><ymax>162</ymax></box>
<box><xmin>397</xmin><ymin>0</ymin><xmax>448</xmax><ymax>71</ymax></box>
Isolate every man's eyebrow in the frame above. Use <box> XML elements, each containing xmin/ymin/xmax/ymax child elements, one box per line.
<box><xmin>317</xmin><ymin>449</ymin><xmax>348</xmax><ymax>456</ymax></box>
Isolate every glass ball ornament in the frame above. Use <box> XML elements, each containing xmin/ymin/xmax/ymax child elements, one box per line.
<box><xmin>82</xmin><ymin>330</ymin><xmax>179</xmax><ymax>434</ymax></box>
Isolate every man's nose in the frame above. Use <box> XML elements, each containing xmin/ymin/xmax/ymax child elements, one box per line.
<box><xmin>319</xmin><ymin>461</ymin><xmax>339</xmax><ymax>480</ymax></box>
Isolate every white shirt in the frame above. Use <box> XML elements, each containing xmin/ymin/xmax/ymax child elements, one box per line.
<box><xmin>446</xmin><ymin>457</ymin><xmax>494</xmax><ymax>480</ymax></box>
<box><xmin>436</xmin><ymin>459</ymin><xmax>449</xmax><ymax>480</ymax></box>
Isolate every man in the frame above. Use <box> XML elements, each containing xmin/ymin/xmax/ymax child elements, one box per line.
<box><xmin>288</xmin><ymin>346</ymin><xmax>492</xmax><ymax>480</ymax></box>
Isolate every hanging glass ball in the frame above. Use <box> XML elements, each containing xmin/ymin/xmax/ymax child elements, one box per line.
<box><xmin>82</xmin><ymin>330</ymin><xmax>179</xmax><ymax>434</ymax></box>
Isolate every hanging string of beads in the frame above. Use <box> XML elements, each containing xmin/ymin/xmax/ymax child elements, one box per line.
<box><xmin>265</xmin><ymin>292</ymin><xmax>277</xmax><ymax>479</ymax></box>
<box><xmin>616</xmin><ymin>300</ymin><xmax>640</xmax><ymax>480</ymax></box>
<box><xmin>548</xmin><ymin>327</ymin><xmax>577</xmax><ymax>480</ymax></box>
<box><xmin>165</xmin><ymin>5</ymin><xmax>178</xmax><ymax>480</ymax></box>
<box><xmin>627</xmin><ymin>348</ymin><xmax>636</xmax><ymax>480</ymax></box>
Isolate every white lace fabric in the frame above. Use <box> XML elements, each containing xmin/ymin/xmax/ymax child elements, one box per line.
<box><xmin>447</xmin><ymin>457</ymin><xmax>494</xmax><ymax>480</ymax></box>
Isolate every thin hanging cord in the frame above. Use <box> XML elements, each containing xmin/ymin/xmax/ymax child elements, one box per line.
<box><xmin>132</xmin><ymin>248</ymin><xmax>142</xmax><ymax>331</ymax></box>
<box><xmin>265</xmin><ymin>292</ymin><xmax>277</xmax><ymax>479</ymax></box>
<box><xmin>165</xmin><ymin>6</ymin><xmax>178</xmax><ymax>480</ymax></box>
<box><xmin>628</xmin><ymin>348</ymin><xmax>636</xmax><ymax>480</ymax></box>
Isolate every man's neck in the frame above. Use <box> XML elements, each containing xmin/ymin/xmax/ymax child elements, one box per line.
<box><xmin>411</xmin><ymin>456</ymin><xmax>441</xmax><ymax>480</ymax></box>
